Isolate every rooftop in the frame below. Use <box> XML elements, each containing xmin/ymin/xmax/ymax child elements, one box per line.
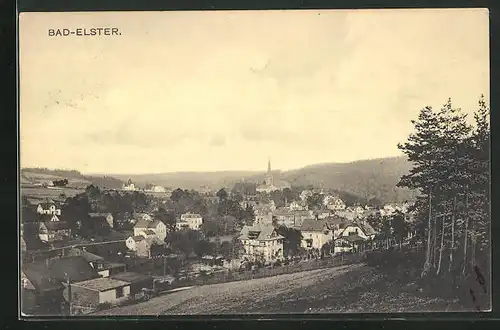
<box><xmin>300</xmin><ymin>219</ymin><xmax>332</xmax><ymax>232</ymax></box>
<box><xmin>240</xmin><ymin>224</ymin><xmax>284</xmax><ymax>241</ymax></box>
<box><xmin>71</xmin><ymin>277</ymin><xmax>130</xmax><ymax>292</ymax></box>
<box><xmin>110</xmin><ymin>272</ymin><xmax>153</xmax><ymax>283</ymax></box>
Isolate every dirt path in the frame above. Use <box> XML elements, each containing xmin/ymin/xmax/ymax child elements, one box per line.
<box><xmin>92</xmin><ymin>263</ymin><xmax>464</xmax><ymax>315</ymax></box>
<box><xmin>93</xmin><ymin>264</ymin><xmax>360</xmax><ymax>315</ymax></box>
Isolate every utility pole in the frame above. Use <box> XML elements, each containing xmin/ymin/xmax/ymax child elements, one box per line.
<box><xmin>65</xmin><ymin>273</ymin><xmax>72</xmax><ymax>316</ymax></box>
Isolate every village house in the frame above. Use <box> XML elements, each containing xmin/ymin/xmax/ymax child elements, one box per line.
<box><xmin>239</xmin><ymin>224</ymin><xmax>284</xmax><ymax>263</ymax></box>
<box><xmin>324</xmin><ymin>196</ymin><xmax>347</xmax><ymax>211</ymax></box>
<box><xmin>122</xmin><ymin>179</ymin><xmax>136</xmax><ymax>191</ymax></box>
<box><xmin>64</xmin><ymin>277</ymin><xmax>132</xmax><ymax>313</ymax></box>
<box><xmin>176</xmin><ymin>213</ymin><xmax>203</xmax><ymax>231</ymax></box>
<box><xmin>146</xmin><ymin>185</ymin><xmax>167</xmax><ymax>193</ymax></box>
<box><xmin>300</xmin><ymin>189</ymin><xmax>314</xmax><ymax>202</ymax></box>
<box><xmin>254</xmin><ymin>213</ymin><xmax>273</xmax><ymax>226</ymax></box>
<box><xmin>133</xmin><ymin>213</ymin><xmax>153</xmax><ymax>223</ymax></box>
<box><xmin>62</xmin><ymin>248</ymin><xmax>126</xmax><ymax>278</ymax></box>
<box><xmin>337</xmin><ymin>221</ymin><xmax>377</xmax><ymax>240</ymax></box>
<box><xmin>88</xmin><ymin>212</ymin><xmax>114</xmax><ymax>229</ymax></box>
<box><xmin>288</xmin><ymin>200</ymin><xmax>307</xmax><ymax>211</ymax></box>
<box><xmin>36</xmin><ymin>199</ymin><xmax>62</xmax><ymax>216</ymax></box>
<box><xmin>381</xmin><ymin>204</ymin><xmax>396</xmax><ymax>217</ymax></box>
<box><xmin>21</xmin><ymin>262</ymin><xmax>66</xmax><ymax>315</ymax></box>
<box><xmin>133</xmin><ymin>218</ymin><xmax>167</xmax><ymax>241</ymax></box>
<box><xmin>50</xmin><ymin>256</ymin><xmax>100</xmax><ymax>283</ymax></box>
<box><xmin>38</xmin><ymin>214</ymin><xmax>71</xmax><ymax>243</ymax></box>
<box><xmin>110</xmin><ymin>272</ymin><xmax>154</xmax><ymax>300</ymax></box>
<box><xmin>239</xmin><ymin>200</ymin><xmax>258</xmax><ymax>210</ymax></box>
<box><xmin>314</xmin><ymin>210</ymin><xmax>332</xmax><ymax>220</ymax></box>
<box><xmin>300</xmin><ymin>219</ymin><xmax>335</xmax><ymax>250</ymax></box>
<box><xmin>273</xmin><ymin>208</ymin><xmax>314</xmax><ymax>228</ymax></box>
<box><xmin>126</xmin><ymin>236</ymin><xmax>150</xmax><ymax>257</ymax></box>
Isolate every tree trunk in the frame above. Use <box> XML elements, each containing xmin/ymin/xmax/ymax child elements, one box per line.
<box><xmin>462</xmin><ymin>192</ymin><xmax>469</xmax><ymax>276</ymax></box>
<box><xmin>448</xmin><ymin>195</ymin><xmax>457</xmax><ymax>273</ymax></box>
<box><xmin>436</xmin><ymin>215</ymin><xmax>445</xmax><ymax>275</ymax></box>
<box><xmin>421</xmin><ymin>192</ymin><xmax>433</xmax><ymax>278</ymax></box>
<box><xmin>432</xmin><ymin>212</ymin><xmax>438</xmax><ymax>268</ymax></box>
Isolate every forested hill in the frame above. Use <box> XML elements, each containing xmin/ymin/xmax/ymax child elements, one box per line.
<box><xmin>281</xmin><ymin>156</ymin><xmax>418</xmax><ymax>203</ymax></box>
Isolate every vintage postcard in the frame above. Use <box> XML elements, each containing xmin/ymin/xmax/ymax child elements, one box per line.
<box><xmin>18</xmin><ymin>9</ymin><xmax>490</xmax><ymax>316</ymax></box>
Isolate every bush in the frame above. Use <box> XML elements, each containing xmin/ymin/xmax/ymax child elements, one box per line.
<box><xmin>97</xmin><ymin>302</ymin><xmax>112</xmax><ymax>311</ymax></box>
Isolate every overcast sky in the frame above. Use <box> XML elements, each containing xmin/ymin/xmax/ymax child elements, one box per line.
<box><xmin>19</xmin><ymin>9</ymin><xmax>489</xmax><ymax>174</ymax></box>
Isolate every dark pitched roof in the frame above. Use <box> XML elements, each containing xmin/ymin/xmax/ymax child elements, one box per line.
<box><xmin>300</xmin><ymin>219</ymin><xmax>331</xmax><ymax>232</ymax></box>
<box><xmin>22</xmin><ymin>262</ymin><xmax>64</xmax><ymax>293</ymax></box>
<box><xmin>240</xmin><ymin>224</ymin><xmax>283</xmax><ymax>241</ymax></box>
<box><xmin>65</xmin><ymin>248</ymin><xmax>104</xmax><ymax>263</ymax></box>
<box><xmin>110</xmin><ymin>272</ymin><xmax>153</xmax><ymax>284</ymax></box>
<box><xmin>358</xmin><ymin>222</ymin><xmax>376</xmax><ymax>236</ymax></box>
<box><xmin>49</xmin><ymin>256</ymin><xmax>99</xmax><ymax>283</ymax></box>
<box><xmin>325</xmin><ymin>216</ymin><xmax>346</xmax><ymax>227</ymax></box>
<box><xmin>135</xmin><ymin>219</ymin><xmax>163</xmax><ymax>229</ymax></box>
<box><xmin>343</xmin><ymin>234</ymin><xmax>365</xmax><ymax>243</ymax></box>
<box><xmin>41</xmin><ymin>221</ymin><xmax>69</xmax><ymax>231</ymax></box>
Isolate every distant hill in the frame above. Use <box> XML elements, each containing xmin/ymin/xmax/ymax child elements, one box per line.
<box><xmin>20</xmin><ymin>168</ymin><xmax>124</xmax><ymax>190</ymax></box>
<box><xmin>281</xmin><ymin>156</ymin><xmax>418</xmax><ymax>204</ymax></box>
<box><xmin>109</xmin><ymin>171</ymin><xmax>261</xmax><ymax>190</ymax></box>
<box><xmin>103</xmin><ymin>156</ymin><xmax>418</xmax><ymax>204</ymax></box>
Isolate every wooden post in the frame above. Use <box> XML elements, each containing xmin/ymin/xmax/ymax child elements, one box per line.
<box><xmin>66</xmin><ymin>275</ymin><xmax>72</xmax><ymax>316</ymax></box>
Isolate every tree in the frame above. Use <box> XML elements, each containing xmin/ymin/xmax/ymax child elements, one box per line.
<box><xmin>306</xmin><ymin>193</ymin><xmax>323</xmax><ymax>210</ymax></box>
<box><xmin>216</xmin><ymin>188</ymin><xmax>228</xmax><ymax>202</ymax></box>
<box><xmin>155</xmin><ymin>207</ymin><xmax>176</xmax><ymax>232</ymax></box>
<box><xmin>170</xmin><ymin>188</ymin><xmax>185</xmax><ymax>203</ymax></box>
<box><xmin>85</xmin><ymin>184</ymin><xmax>101</xmax><ymax>200</ymax></box>
<box><xmin>398</xmin><ymin>96</ymin><xmax>490</xmax><ymax>280</ymax></box>
<box><xmin>166</xmin><ymin>230</ymin><xmax>204</xmax><ymax>259</ymax></box>
<box><xmin>276</xmin><ymin>226</ymin><xmax>303</xmax><ymax>257</ymax></box>
<box><xmin>194</xmin><ymin>240</ymin><xmax>216</xmax><ymax>258</ymax></box>
<box><xmin>397</xmin><ymin>105</ymin><xmax>444</xmax><ymax>277</ymax></box>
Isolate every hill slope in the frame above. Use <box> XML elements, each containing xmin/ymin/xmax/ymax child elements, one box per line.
<box><xmin>282</xmin><ymin>156</ymin><xmax>417</xmax><ymax>203</ymax></box>
<box><xmin>21</xmin><ymin>168</ymin><xmax>124</xmax><ymax>190</ymax></box>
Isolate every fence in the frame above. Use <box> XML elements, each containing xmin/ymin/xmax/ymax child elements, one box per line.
<box><xmin>171</xmin><ymin>253</ymin><xmax>363</xmax><ymax>288</ymax></box>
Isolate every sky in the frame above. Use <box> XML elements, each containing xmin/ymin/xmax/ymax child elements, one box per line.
<box><xmin>19</xmin><ymin>9</ymin><xmax>490</xmax><ymax>174</ymax></box>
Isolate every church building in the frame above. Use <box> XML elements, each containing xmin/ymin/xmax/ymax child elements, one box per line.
<box><xmin>256</xmin><ymin>159</ymin><xmax>291</xmax><ymax>194</ymax></box>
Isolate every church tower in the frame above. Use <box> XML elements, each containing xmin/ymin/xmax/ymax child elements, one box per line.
<box><xmin>265</xmin><ymin>158</ymin><xmax>274</xmax><ymax>186</ymax></box>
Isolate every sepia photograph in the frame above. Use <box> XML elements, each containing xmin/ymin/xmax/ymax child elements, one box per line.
<box><xmin>18</xmin><ymin>9</ymin><xmax>490</xmax><ymax>316</ymax></box>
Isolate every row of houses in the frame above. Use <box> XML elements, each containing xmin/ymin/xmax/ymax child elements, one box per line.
<box><xmin>124</xmin><ymin>213</ymin><xmax>203</xmax><ymax>258</ymax></box>
<box><xmin>239</xmin><ymin>217</ymin><xmax>377</xmax><ymax>264</ymax></box>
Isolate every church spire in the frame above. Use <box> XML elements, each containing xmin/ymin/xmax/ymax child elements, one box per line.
<box><xmin>267</xmin><ymin>157</ymin><xmax>271</xmax><ymax>173</ymax></box>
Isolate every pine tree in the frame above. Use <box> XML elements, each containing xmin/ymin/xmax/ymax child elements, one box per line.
<box><xmin>397</xmin><ymin>106</ymin><xmax>443</xmax><ymax>277</ymax></box>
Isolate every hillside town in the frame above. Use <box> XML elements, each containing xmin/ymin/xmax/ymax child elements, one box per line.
<box><xmin>20</xmin><ymin>159</ymin><xmax>419</xmax><ymax>315</ymax></box>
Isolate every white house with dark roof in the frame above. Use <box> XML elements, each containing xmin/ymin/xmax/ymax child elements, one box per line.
<box><xmin>176</xmin><ymin>213</ymin><xmax>203</xmax><ymax>231</ymax></box>
<box><xmin>239</xmin><ymin>224</ymin><xmax>284</xmax><ymax>263</ymax></box>
<box><xmin>338</xmin><ymin>221</ymin><xmax>377</xmax><ymax>240</ymax></box>
<box><xmin>36</xmin><ymin>199</ymin><xmax>61</xmax><ymax>216</ymax></box>
<box><xmin>300</xmin><ymin>219</ymin><xmax>335</xmax><ymax>250</ymax></box>
<box><xmin>38</xmin><ymin>214</ymin><xmax>71</xmax><ymax>243</ymax></box>
<box><xmin>64</xmin><ymin>277</ymin><xmax>132</xmax><ymax>312</ymax></box>
<box><xmin>133</xmin><ymin>218</ymin><xmax>167</xmax><ymax>241</ymax></box>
